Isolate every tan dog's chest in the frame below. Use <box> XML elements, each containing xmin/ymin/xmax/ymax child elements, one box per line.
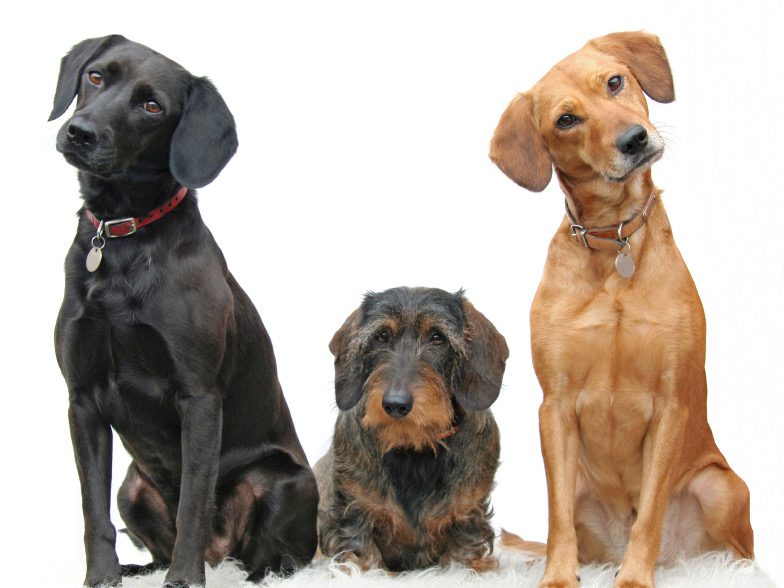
<box><xmin>531</xmin><ymin>232</ymin><xmax>704</xmax><ymax>501</ymax></box>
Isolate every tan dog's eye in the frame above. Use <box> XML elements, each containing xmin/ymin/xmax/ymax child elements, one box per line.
<box><xmin>608</xmin><ymin>75</ymin><xmax>623</xmax><ymax>95</ymax></box>
<box><xmin>87</xmin><ymin>71</ymin><xmax>103</xmax><ymax>86</ymax></box>
<box><xmin>429</xmin><ymin>331</ymin><xmax>445</xmax><ymax>345</ymax></box>
<box><xmin>556</xmin><ymin>114</ymin><xmax>580</xmax><ymax>129</ymax></box>
<box><xmin>144</xmin><ymin>100</ymin><xmax>162</xmax><ymax>114</ymax></box>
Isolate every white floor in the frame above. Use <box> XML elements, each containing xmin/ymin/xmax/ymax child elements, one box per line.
<box><xmin>112</xmin><ymin>550</ymin><xmax>775</xmax><ymax>588</ymax></box>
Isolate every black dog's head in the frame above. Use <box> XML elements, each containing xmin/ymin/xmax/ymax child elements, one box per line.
<box><xmin>49</xmin><ymin>35</ymin><xmax>237</xmax><ymax>188</ymax></box>
<box><xmin>329</xmin><ymin>287</ymin><xmax>509</xmax><ymax>453</ymax></box>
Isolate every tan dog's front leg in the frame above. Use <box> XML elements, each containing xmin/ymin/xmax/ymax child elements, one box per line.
<box><xmin>539</xmin><ymin>396</ymin><xmax>581</xmax><ymax>588</ymax></box>
<box><xmin>614</xmin><ymin>398</ymin><xmax>689</xmax><ymax>588</ymax></box>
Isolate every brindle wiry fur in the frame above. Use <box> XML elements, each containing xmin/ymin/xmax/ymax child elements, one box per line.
<box><xmin>315</xmin><ymin>287</ymin><xmax>508</xmax><ymax>572</ymax></box>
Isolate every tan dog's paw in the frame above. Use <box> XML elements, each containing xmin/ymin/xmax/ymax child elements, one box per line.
<box><xmin>539</xmin><ymin>580</ymin><xmax>579</xmax><ymax>588</ymax></box>
<box><xmin>539</xmin><ymin>572</ymin><xmax>580</xmax><ymax>588</ymax></box>
<box><xmin>614</xmin><ymin>559</ymin><xmax>655</xmax><ymax>588</ymax></box>
<box><xmin>614</xmin><ymin>570</ymin><xmax>654</xmax><ymax>588</ymax></box>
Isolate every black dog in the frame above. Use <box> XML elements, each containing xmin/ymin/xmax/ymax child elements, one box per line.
<box><xmin>316</xmin><ymin>287</ymin><xmax>508</xmax><ymax>571</ymax></box>
<box><xmin>50</xmin><ymin>35</ymin><xmax>317</xmax><ymax>587</ymax></box>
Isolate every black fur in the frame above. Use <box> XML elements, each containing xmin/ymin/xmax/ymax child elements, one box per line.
<box><xmin>50</xmin><ymin>35</ymin><xmax>316</xmax><ymax>587</ymax></box>
<box><xmin>381</xmin><ymin>447</ymin><xmax>450</xmax><ymax>524</ymax></box>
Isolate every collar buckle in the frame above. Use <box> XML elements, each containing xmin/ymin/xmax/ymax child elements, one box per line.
<box><xmin>103</xmin><ymin>217</ymin><xmax>137</xmax><ymax>238</ymax></box>
<box><xmin>570</xmin><ymin>224</ymin><xmax>590</xmax><ymax>248</ymax></box>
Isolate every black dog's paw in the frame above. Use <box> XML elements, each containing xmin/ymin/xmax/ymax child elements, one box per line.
<box><xmin>84</xmin><ymin>572</ymin><xmax>121</xmax><ymax>587</ymax></box>
<box><xmin>121</xmin><ymin>562</ymin><xmax>167</xmax><ymax>577</ymax></box>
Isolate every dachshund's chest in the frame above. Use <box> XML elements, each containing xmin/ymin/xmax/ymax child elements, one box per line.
<box><xmin>380</xmin><ymin>448</ymin><xmax>451</xmax><ymax>524</ymax></box>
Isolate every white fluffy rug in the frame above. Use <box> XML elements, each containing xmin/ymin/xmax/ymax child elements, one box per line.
<box><xmin>118</xmin><ymin>551</ymin><xmax>774</xmax><ymax>588</ymax></box>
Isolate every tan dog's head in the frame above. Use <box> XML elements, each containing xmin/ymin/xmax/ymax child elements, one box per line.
<box><xmin>490</xmin><ymin>31</ymin><xmax>674</xmax><ymax>200</ymax></box>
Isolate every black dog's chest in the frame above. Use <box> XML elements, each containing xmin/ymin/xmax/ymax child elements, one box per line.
<box><xmin>62</xmin><ymin>240</ymin><xmax>182</xmax><ymax>420</ymax></box>
<box><xmin>83</xmin><ymin>240</ymin><xmax>165</xmax><ymax>316</ymax></box>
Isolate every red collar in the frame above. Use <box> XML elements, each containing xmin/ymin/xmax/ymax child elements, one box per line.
<box><xmin>84</xmin><ymin>187</ymin><xmax>188</xmax><ymax>238</ymax></box>
<box><xmin>438</xmin><ymin>425</ymin><xmax>460</xmax><ymax>441</ymax></box>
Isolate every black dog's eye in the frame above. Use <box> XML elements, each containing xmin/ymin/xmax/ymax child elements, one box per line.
<box><xmin>429</xmin><ymin>331</ymin><xmax>446</xmax><ymax>345</ymax></box>
<box><xmin>144</xmin><ymin>100</ymin><xmax>162</xmax><ymax>114</ymax></box>
<box><xmin>556</xmin><ymin>114</ymin><xmax>580</xmax><ymax>129</ymax></box>
<box><xmin>87</xmin><ymin>71</ymin><xmax>103</xmax><ymax>86</ymax></box>
<box><xmin>608</xmin><ymin>75</ymin><xmax>623</xmax><ymax>95</ymax></box>
<box><xmin>375</xmin><ymin>328</ymin><xmax>391</xmax><ymax>344</ymax></box>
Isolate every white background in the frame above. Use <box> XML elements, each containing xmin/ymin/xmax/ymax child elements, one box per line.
<box><xmin>0</xmin><ymin>1</ymin><xmax>782</xmax><ymax>586</ymax></box>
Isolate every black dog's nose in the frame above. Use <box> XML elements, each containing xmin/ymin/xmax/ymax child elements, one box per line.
<box><xmin>382</xmin><ymin>391</ymin><xmax>413</xmax><ymax>419</ymax></box>
<box><xmin>67</xmin><ymin>121</ymin><xmax>97</xmax><ymax>147</ymax></box>
<box><xmin>616</xmin><ymin>124</ymin><xmax>648</xmax><ymax>155</ymax></box>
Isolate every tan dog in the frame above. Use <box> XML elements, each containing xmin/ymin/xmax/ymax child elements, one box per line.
<box><xmin>490</xmin><ymin>32</ymin><xmax>753</xmax><ymax>588</ymax></box>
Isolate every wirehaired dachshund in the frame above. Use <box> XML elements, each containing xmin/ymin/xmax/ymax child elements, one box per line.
<box><xmin>490</xmin><ymin>31</ymin><xmax>753</xmax><ymax>588</ymax></box>
<box><xmin>314</xmin><ymin>287</ymin><xmax>509</xmax><ymax>572</ymax></box>
<box><xmin>49</xmin><ymin>35</ymin><xmax>317</xmax><ymax>587</ymax></box>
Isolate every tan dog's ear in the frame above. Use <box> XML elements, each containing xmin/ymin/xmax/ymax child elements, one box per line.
<box><xmin>455</xmin><ymin>300</ymin><xmax>509</xmax><ymax>411</ymax></box>
<box><xmin>588</xmin><ymin>31</ymin><xmax>675</xmax><ymax>103</ymax></box>
<box><xmin>329</xmin><ymin>308</ymin><xmax>365</xmax><ymax>410</ymax></box>
<box><xmin>490</xmin><ymin>94</ymin><xmax>552</xmax><ymax>192</ymax></box>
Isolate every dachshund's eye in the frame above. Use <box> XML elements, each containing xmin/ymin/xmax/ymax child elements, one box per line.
<box><xmin>608</xmin><ymin>75</ymin><xmax>623</xmax><ymax>95</ymax></box>
<box><xmin>375</xmin><ymin>328</ymin><xmax>391</xmax><ymax>344</ymax></box>
<box><xmin>429</xmin><ymin>331</ymin><xmax>446</xmax><ymax>345</ymax></box>
<box><xmin>556</xmin><ymin>114</ymin><xmax>580</xmax><ymax>129</ymax></box>
<box><xmin>87</xmin><ymin>71</ymin><xmax>103</xmax><ymax>86</ymax></box>
<box><xmin>144</xmin><ymin>100</ymin><xmax>162</xmax><ymax>114</ymax></box>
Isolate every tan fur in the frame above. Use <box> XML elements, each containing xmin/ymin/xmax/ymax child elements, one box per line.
<box><xmin>490</xmin><ymin>32</ymin><xmax>753</xmax><ymax>588</ymax></box>
<box><xmin>499</xmin><ymin>530</ymin><xmax>547</xmax><ymax>557</ymax></box>
<box><xmin>362</xmin><ymin>364</ymin><xmax>455</xmax><ymax>453</ymax></box>
<box><xmin>342</xmin><ymin>480</ymin><xmax>420</xmax><ymax>547</ymax></box>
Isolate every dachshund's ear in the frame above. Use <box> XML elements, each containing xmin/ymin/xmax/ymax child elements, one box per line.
<box><xmin>455</xmin><ymin>299</ymin><xmax>509</xmax><ymax>411</ymax></box>
<box><xmin>329</xmin><ymin>308</ymin><xmax>365</xmax><ymax>410</ymax></box>
<box><xmin>49</xmin><ymin>35</ymin><xmax>127</xmax><ymax>121</ymax></box>
<box><xmin>170</xmin><ymin>77</ymin><xmax>238</xmax><ymax>188</ymax></box>
<box><xmin>587</xmin><ymin>31</ymin><xmax>675</xmax><ymax>103</ymax></box>
<box><xmin>490</xmin><ymin>93</ymin><xmax>552</xmax><ymax>192</ymax></box>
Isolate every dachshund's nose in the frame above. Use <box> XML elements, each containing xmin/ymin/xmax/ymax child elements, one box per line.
<box><xmin>67</xmin><ymin>121</ymin><xmax>97</xmax><ymax>147</ymax></box>
<box><xmin>616</xmin><ymin>124</ymin><xmax>648</xmax><ymax>155</ymax></box>
<box><xmin>382</xmin><ymin>391</ymin><xmax>413</xmax><ymax>419</ymax></box>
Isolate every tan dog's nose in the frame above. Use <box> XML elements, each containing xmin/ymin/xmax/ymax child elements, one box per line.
<box><xmin>616</xmin><ymin>124</ymin><xmax>648</xmax><ymax>155</ymax></box>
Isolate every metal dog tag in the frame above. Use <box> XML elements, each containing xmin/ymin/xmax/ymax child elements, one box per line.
<box><xmin>615</xmin><ymin>246</ymin><xmax>635</xmax><ymax>278</ymax></box>
<box><xmin>85</xmin><ymin>247</ymin><xmax>103</xmax><ymax>272</ymax></box>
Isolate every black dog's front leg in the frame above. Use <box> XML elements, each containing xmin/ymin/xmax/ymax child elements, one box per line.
<box><xmin>164</xmin><ymin>392</ymin><xmax>222</xmax><ymax>587</ymax></box>
<box><xmin>69</xmin><ymin>392</ymin><xmax>121</xmax><ymax>587</ymax></box>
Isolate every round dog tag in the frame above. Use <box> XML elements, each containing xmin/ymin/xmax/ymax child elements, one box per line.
<box><xmin>615</xmin><ymin>249</ymin><xmax>635</xmax><ymax>278</ymax></box>
<box><xmin>86</xmin><ymin>247</ymin><xmax>103</xmax><ymax>272</ymax></box>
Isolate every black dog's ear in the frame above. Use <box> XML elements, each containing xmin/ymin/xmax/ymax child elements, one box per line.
<box><xmin>49</xmin><ymin>35</ymin><xmax>126</xmax><ymax>121</ymax></box>
<box><xmin>170</xmin><ymin>77</ymin><xmax>238</xmax><ymax>188</ymax></box>
<box><xmin>329</xmin><ymin>308</ymin><xmax>365</xmax><ymax>410</ymax></box>
<box><xmin>456</xmin><ymin>300</ymin><xmax>509</xmax><ymax>411</ymax></box>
